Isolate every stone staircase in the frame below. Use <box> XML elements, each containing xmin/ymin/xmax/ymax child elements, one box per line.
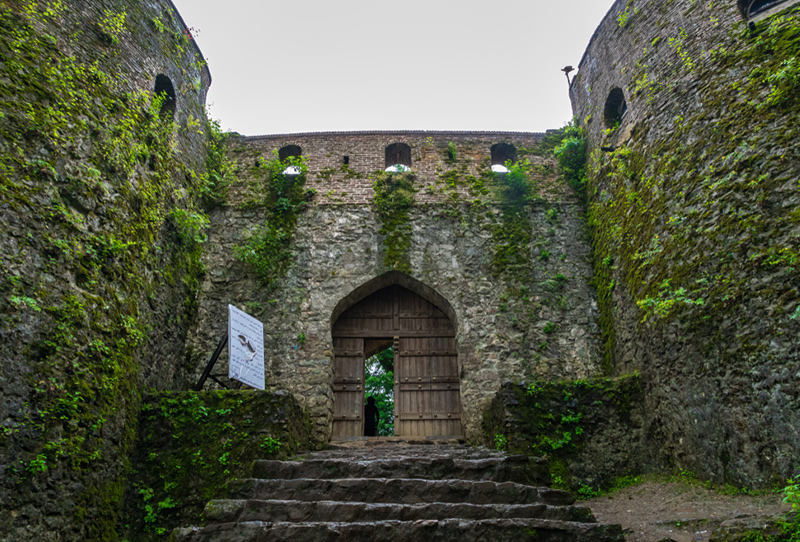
<box><xmin>171</xmin><ymin>441</ymin><xmax>624</xmax><ymax>541</ymax></box>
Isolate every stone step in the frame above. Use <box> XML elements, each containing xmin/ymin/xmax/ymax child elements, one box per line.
<box><xmin>252</xmin><ymin>456</ymin><xmax>549</xmax><ymax>485</ymax></box>
<box><xmin>171</xmin><ymin>445</ymin><xmax>623</xmax><ymax>541</ymax></box>
<box><xmin>302</xmin><ymin>442</ymin><xmax>507</xmax><ymax>461</ymax></box>
<box><xmin>228</xmin><ymin>478</ymin><xmax>575</xmax><ymax>506</ymax></box>
<box><xmin>203</xmin><ymin>498</ymin><xmax>596</xmax><ymax>524</ymax></box>
<box><xmin>172</xmin><ymin>518</ymin><xmax>625</xmax><ymax>542</ymax></box>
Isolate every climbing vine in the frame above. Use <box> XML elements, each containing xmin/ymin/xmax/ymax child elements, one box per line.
<box><xmin>235</xmin><ymin>152</ymin><xmax>313</xmax><ymax>288</ymax></box>
<box><xmin>372</xmin><ymin>170</ymin><xmax>417</xmax><ymax>273</ymax></box>
<box><xmin>553</xmin><ymin>121</ymin><xmax>588</xmax><ymax>206</ymax></box>
<box><xmin>490</xmin><ymin>159</ymin><xmax>540</xmax><ymax>278</ymax></box>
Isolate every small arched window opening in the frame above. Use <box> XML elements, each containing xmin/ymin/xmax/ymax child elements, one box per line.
<box><xmin>385</xmin><ymin>143</ymin><xmax>412</xmax><ymax>172</ymax></box>
<box><xmin>278</xmin><ymin>145</ymin><xmax>302</xmax><ymax>177</ymax></box>
<box><xmin>491</xmin><ymin>143</ymin><xmax>516</xmax><ymax>174</ymax></box>
<box><xmin>278</xmin><ymin>145</ymin><xmax>302</xmax><ymax>162</ymax></box>
<box><xmin>154</xmin><ymin>74</ymin><xmax>176</xmax><ymax>120</ymax></box>
<box><xmin>739</xmin><ymin>0</ymin><xmax>793</xmax><ymax>17</ymax></box>
<box><xmin>603</xmin><ymin>87</ymin><xmax>627</xmax><ymax>128</ymax></box>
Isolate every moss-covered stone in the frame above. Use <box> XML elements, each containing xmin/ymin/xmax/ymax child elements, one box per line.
<box><xmin>0</xmin><ymin>1</ymin><xmax>212</xmax><ymax>539</ymax></box>
<box><xmin>122</xmin><ymin>390</ymin><xmax>310</xmax><ymax>541</ymax></box>
<box><xmin>483</xmin><ymin>376</ymin><xmax>645</xmax><ymax>494</ymax></box>
<box><xmin>571</xmin><ymin>0</ymin><xmax>800</xmax><ymax>487</ymax></box>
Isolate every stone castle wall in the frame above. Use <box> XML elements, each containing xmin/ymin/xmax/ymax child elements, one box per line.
<box><xmin>570</xmin><ymin>0</ymin><xmax>800</xmax><ymax>487</ymax></box>
<box><xmin>0</xmin><ymin>0</ymin><xmax>212</xmax><ymax>539</ymax></box>
<box><xmin>188</xmin><ymin>131</ymin><xmax>603</xmax><ymax>443</ymax></box>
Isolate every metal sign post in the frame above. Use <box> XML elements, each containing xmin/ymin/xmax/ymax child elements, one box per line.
<box><xmin>194</xmin><ymin>305</ymin><xmax>265</xmax><ymax>391</ymax></box>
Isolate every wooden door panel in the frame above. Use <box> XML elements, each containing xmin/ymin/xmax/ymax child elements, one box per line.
<box><xmin>396</xmin><ymin>336</ymin><xmax>462</xmax><ymax>437</ymax></box>
<box><xmin>332</xmin><ymin>337</ymin><xmax>364</xmax><ymax>438</ymax></box>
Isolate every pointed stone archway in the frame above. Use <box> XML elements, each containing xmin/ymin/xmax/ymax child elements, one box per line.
<box><xmin>330</xmin><ymin>272</ymin><xmax>463</xmax><ymax>439</ymax></box>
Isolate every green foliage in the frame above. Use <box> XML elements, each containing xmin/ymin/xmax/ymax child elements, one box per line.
<box><xmin>553</xmin><ymin>121</ymin><xmax>587</xmax><ymax>204</ymax></box>
<box><xmin>98</xmin><ymin>9</ymin><xmax>127</xmax><ymax>45</ymax></box>
<box><xmin>372</xmin><ymin>170</ymin><xmax>417</xmax><ymax>273</ymax></box>
<box><xmin>365</xmin><ymin>349</ymin><xmax>395</xmax><ymax>436</ymax></box>
<box><xmin>668</xmin><ymin>28</ymin><xmax>695</xmax><ymax>71</ymax></box>
<box><xmin>785</xmin><ymin>475</ymin><xmax>800</xmax><ymax>514</ymax></box>
<box><xmin>783</xmin><ymin>481</ymin><xmax>800</xmax><ymax>512</ymax></box>
<box><xmin>575</xmin><ymin>474</ymin><xmax>644</xmax><ymax>501</ymax></box>
<box><xmin>27</xmin><ymin>453</ymin><xmax>48</xmax><ymax>473</ymax></box>
<box><xmin>486</xmin><ymin>376</ymin><xmax>643</xmax><ymax>495</ymax></box>
<box><xmin>616</xmin><ymin>0</ymin><xmax>638</xmax><ymax>28</ymax></box>
<box><xmin>763</xmin><ymin>57</ymin><xmax>800</xmax><ymax>108</ymax></box>
<box><xmin>170</xmin><ymin>209</ymin><xmax>209</xmax><ymax>246</ymax></box>
<box><xmin>577</xmin><ymin>484</ymin><xmax>600</xmax><ymax>499</ymax></box>
<box><xmin>260</xmin><ymin>436</ymin><xmax>282</xmax><ymax>454</ymax></box>
<box><xmin>490</xmin><ymin>160</ymin><xmax>541</xmax><ymax>278</ymax></box>
<box><xmin>151</xmin><ymin>15</ymin><xmax>165</xmax><ymax>33</ymax></box>
<box><xmin>493</xmin><ymin>433</ymin><xmax>508</xmax><ymax>451</ymax></box>
<box><xmin>636</xmin><ymin>278</ymin><xmax>706</xmax><ymax>322</ymax></box>
<box><xmin>235</xmin><ymin>153</ymin><xmax>310</xmax><ymax>288</ymax></box>
<box><xmin>9</xmin><ymin>295</ymin><xmax>41</xmax><ymax>311</ymax></box>
<box><xmin>445</xmin><ymin>141</ymin><xmax>458</xmax><ymax>163</ymax></box>
<box><xmin>542</xmin><ymin>273</ymin><xmax>568</xmax><ymax>292</ymax></box>
<box><xmin>500</xmin><ymin>160</ymin><xmax>537</xmax><ymax>205</ymax></box>
<box><xmin>608</xmin><ymin>474</ymin><xmax>644</xmax><ymax>492</ymax></box>
<box><xmin>127</xmin><ymin>392</ymin><xmax>308</xmax><ymax>540</ymax></box>
<box><xmin>201</xmin><ymin>119</ymin><xmax>234</xmax><ymax>207</ymax></box>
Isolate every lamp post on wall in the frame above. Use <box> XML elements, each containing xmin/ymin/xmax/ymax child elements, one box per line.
<box><xmin>562</xmin><ymin>65</ymin><xmax>575</xmax><ymax>87</ymax></box>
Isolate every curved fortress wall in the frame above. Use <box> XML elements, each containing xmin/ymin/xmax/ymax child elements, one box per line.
<box><xmin>0</xmin><ymin>0</ymin><xmax>211</xmax><ymax>539</ymax></box>
<box><xmin>571</xmin><ymin>0</ymin><xmax>800</xmax><ymax>486</ymax></box>
<box><xmin>188</xmin><ymin>131</ymin><xmax>603</xmax><ymax>443</ymax></box>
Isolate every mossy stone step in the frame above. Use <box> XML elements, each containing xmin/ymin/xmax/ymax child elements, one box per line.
<box><xmin>171</xmin><ymin>444</ymin><xmax>623</xmax><ymax>541</ymax></box>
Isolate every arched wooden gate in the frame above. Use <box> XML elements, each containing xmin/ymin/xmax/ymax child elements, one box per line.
<box><xmin>331</xmin><ymin>284</ymin><xmax>462</xmax><ymax>438</ymax></box>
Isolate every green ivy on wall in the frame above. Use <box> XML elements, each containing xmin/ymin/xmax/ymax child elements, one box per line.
<box><xmin>372</xmin><ymin>169</ymin><xmax>417</xmax><ymax>273</ymax></box>
<box><xmin>235</xmin><ymin>152</ymin><xmax>314</xmax><ymax>288</ymax></box>
<box><xmin>490</xmin><ymin>159</ymin><xmax>540</xmax><ymax>278</ymax></box>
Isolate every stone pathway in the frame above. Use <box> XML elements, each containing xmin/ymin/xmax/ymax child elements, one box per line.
<box><xmin>172</xmin><ymin>440</ymin><xmax>625</xmax><ymax>541</ymax></box>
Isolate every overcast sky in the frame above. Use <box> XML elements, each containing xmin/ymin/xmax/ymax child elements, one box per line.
<box><xmin>170</xmin><ymin>0</ymin><xmax>618</xmax><ymax>136</ymax></box>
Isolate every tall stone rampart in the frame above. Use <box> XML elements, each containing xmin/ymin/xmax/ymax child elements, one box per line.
<box><xmin>571</xmin><ymin>0</ymin><xmax>800</xmax><ymax>487</ymax></box>
<box><xmin>0</xmin><ymin>0</ymin><xmax>212</xmax><ymax>539</ymax></box>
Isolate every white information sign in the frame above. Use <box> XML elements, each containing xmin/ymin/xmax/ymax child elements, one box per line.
<box><xmin>228</xmin><ymin>304</ymin><xmax>265</xmax><ymax>390</ymax></box>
